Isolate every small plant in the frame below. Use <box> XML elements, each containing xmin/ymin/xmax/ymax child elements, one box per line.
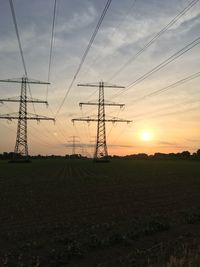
<box><xmin>65</xmin><ymin>240</ymin><xmax>84</xmax><ymax>259</ymax></box>
<box><xmin>149</xmin><ymin>245</ymin><xmax>200</xmax><ymax>267</ymax></box>
<box><xmin>87</xmin><ymin>234</ymin><xmax>103</xmax><ymax>250</ymax></box>
<box><xmin>49</xmin><ymin>239</ymin><xmax>84</xmax><ymax>266</ymax></box>
<box><xmin>142</xmin><ymin>216</ymin><xmax>170</xmax><ymax>236</ymax></box>
<box><xmin>29</xmin><ymin>256</ymin><xmax>40</xmax><ymax>267</ymax></box>
<box><xmin>1</xmin><ymin>254</ymin><xmax>9</xmax><ymax>267</ymax></box>
<box><xmin>185</xmin><ymin>208</ymin><xmax>200</xmax><ymax>224</ymax></box>
<box><xmin>108</xmin><ymin>232</ymin><xmax>124</xmax><ymax>245</ymax></box>
<box><xmin>127</xmin><ymin>228</ymin><xmax>141</xmax><ymax>240</ymax></box>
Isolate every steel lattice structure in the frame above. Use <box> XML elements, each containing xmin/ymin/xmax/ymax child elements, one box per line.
<box><xmin>72</xmin><ymin>82</ymin><xmax>132</xmax><ymax>162</ymax></box>
<box><xmin>96</xmin><ymin>82</ymin><xmax>107</xmax><ymax>161</ymax></box>
<box><xmin>0</xmin><ymin>77</ymin><xmax>55</xmax><ymax>162</ymax></box>
<box><xmin>68</xmin><ymin>136</ymin><xmax>80</xmax><ymax>155</ymax></box>
<box><xmin>15</xmin><ymin>77</ymin><xmax>28</xmax><ymax>158</ymax></box>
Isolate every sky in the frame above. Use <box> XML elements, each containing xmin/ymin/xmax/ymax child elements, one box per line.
<box><xmin>0</xmin><ymin>0</ymin><xmax>200</xmax><ymax>156</ymax></box>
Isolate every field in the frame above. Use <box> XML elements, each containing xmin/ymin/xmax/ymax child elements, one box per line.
<box><xmin>0</xmin><ymin>159</ymin><xmax>200</xmax><ymax>266</ymax></box>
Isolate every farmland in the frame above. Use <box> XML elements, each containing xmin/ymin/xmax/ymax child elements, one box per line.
<box><xmin>0</xmin><ymin>159</ymin><xmax>200</xmax><ymax>266</ymax></box>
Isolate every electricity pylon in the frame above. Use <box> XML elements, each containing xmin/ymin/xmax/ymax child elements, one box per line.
<box><xmin>0</xmin><ymin>77</ymin><xmax>55</xmax><ymax>162</ymax></box>
<box><xmin>72</xmin><ymin>81</ymin><xmax>132</xmax><ymax>162</ymax></box>
<box><xmin>68</xmin><ymin>136</ymin><xmax>80</xmax><ymax>155</ymax></box>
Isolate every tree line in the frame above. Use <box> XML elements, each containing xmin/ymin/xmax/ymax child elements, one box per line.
<box><xmin>1</xmin><ymin>150</ymin><xmax>200</xmax><ymax>160</ymax></box>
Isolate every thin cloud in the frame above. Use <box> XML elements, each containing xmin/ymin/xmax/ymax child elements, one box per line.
<box><xmin>56</xmin><ymin>6</ymin><xmax>97</xmax><ymax>34</ymax></box>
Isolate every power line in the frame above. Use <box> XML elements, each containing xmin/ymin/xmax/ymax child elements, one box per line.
<box><xmin>28</xmin><ymin>125</ymin><xmax>57</xmax><ymax>147</ymax></box>
<box><xmin>120</xmin><ymin>71</ymin><xmax>200</xmax><ymax>122</ymax></box>
<box><xmin>47</xmin><ymin>103</ymin><xmax>77</xmax><ymax>141</ymax></box>
<box><xmin>126</xmin><ymin>37</ymin><xmax>200</xmax><ymax>88</ymax></box>
<box><xmin>107</xmin><ymin>0</ymin><xmax>200</xmax><ymax>82</ymax></box>
<box><xmin>46</xmin><ymin>0</ymin><xmax>57</xmax><ymax>101</ymax></box>
<box><xmin>82</xmin><ymin>0</ymin><xmax>137</xmax><ymax>79</ymax></box>
<box><xmin>142</xmin><ymin>105</ymin><xmax>200</xmax><ymax>120</ymax></box>
<box><xmin>13</xmin><ymin>96</ymin><xmax>69</xmax><ymax>147</ymax></box>
<box><xmin>81</xmin><ymin>106</ymin><xmax>91</xmax><ymax>152</ymax></box>
<box><xmin>134</xmin><ymin>98</ymin><xmax>200</xmax><ymax>122</ymax></box>
<box><xmin>9</xmin><ymin>0</ymin><xmax>27</xmax><ymax>77</ymax></box>
<box><xmin>129</xmin><ymin>71</ymin><xmax>200</xmax><ymax>104</ymax></box>
<box><xmin>73</xmin><ymin>123</ymin><xmax>91</xmax><ymax>156</ymax></box>
<box><xmin>112</xmin><ymin>36</ymin><xmax>200</xmax><ymax>99</ymax></box>
<box><xmin>109</xmin><ymin>124</ymin><xmax>130</xmax><ymax>150</ymax></box>
<box><xmin>9</xmin><ymin>0</ymin><xmax>36</xmax><ymax>115</ymax></box>
<box><xmin>55</xmin><ymin>0</ymin><xmax>113</xmax><ymax>118</ymax></box>
<box><xmin>0</xmin><ymin>111</ymin><xmax>55</xmax><ymax>148</ymax></box>
<box><xmin>107</xmin><ymin>106</ymin><xmax>124</xmax><ymax>140</ymax></box>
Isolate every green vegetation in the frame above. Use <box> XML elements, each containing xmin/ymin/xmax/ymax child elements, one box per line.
<box><xmin>0</xmin><ymin>159</ymin><xmax>200</xmax><ymax>266</ymax></box>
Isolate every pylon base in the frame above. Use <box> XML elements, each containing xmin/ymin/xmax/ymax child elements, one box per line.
<box><xmin>93</xmin><ymin>158</ymin><xmax>110</xmax><ymax>163</ymax></box>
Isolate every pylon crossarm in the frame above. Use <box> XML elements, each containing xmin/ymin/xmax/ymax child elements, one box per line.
<box><xmin>0</xmin><ymin>97</ymin><xmax>48</xmax><ymax>104</ymax></box>
<box><xmin>72</xmin><ymin>117</ymin><xmax>132</xmax><ymax>123</ymax></box>
<box><xmin>27</xmin><ymin>100</ymin><xmax>48</xmax><ymax>104</ymax></box>
<box><xmin>77</xmin><ymin>83</ymin><xmax>125</xmax><ymax>88</ymax></box>
<box><xmin>27</xmin><ymin>117</ymin><xmax>55</xmax><ymax>121</ymax></box>
<box><xmin>105</xmin><ymin>119</ymin><xmax>132</xmax><ymax>123</ymax></box>
<box><xmin>26</xmin><ymin>113</ymin><xmax>55</xmax><ymax>121</ymax></box>
<box><xmin>0</xmin><ymin>98</ymin><xmax>20</xmax><ymax>103</ymax></box>
<box><xmin>0</xmin><ymin>78</ymin><xmax>50</xmax><ymax>85</ymax></box>
<box><xmin>0</xmin><ymin>113</ymin><xmax>54</xmax><ymax>121</ymax></box>
<box><xmin>0</xmin><ymin>115</ymin><xmax>54</xmax><ymax>121</ymax></box>
<box><xmin>26</xmin><ymin>97</ymin><xmax>48</xmax><ymax>105</ymax></box>
<box><xmin>72</xmin><ymin>116</ymin><xmax>91</xmax><ymax>123</ymax></box>
<box><xmin>0</xmin><ymin>96</ymin><xmax>19</xmax><ymax>101</ymax></box>
<box><xmin>0</xmin><ymin>115</ymin><xmax>17</xmax><ymax>121</ymax></box>
<box><xmin>0</xmin><ymin>112</ymin><xmax>18</xmax><ymax>117</ymax></box>
<box><xmin>79</xmin><ymin>102</ymin><xmax>125</xmax><ymax>108</ymax></box>
<box><xmin>0</xmin><ymin>116</ymin><xmax>13</xmax><ymax>121</ymax></box>
<box><xmin>107</xmin><ymin>115</ymin><xmax>132</xmax><ymax>123</ymax></box>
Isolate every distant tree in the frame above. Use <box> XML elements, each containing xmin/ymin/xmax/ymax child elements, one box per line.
<box><xmin>180</xmin><ymin>151</ymin><xmax>190</xmax><ymax>159</ymax></box>
<box><xmin>153</xmin><ymin>153</ymin><xmax>166</xmax><ymax>159</ymax></box>
<box><xmin>136</xmin><ymin>153</ymin><xmax>148</xmax><ymax>159</ymax></box>
<box><xmin>168</xmin><ymin>153</ymin><xmax>176</xmax><ymax>159</ymax></box>
<box><xmin>191</xmin><ymin>152</ymin><xmax>197</xmax><ymax>159</ymax></box>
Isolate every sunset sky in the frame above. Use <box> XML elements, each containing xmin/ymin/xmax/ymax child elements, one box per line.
<box><xmin>0</xmin><ymin>0</ymin><xmax>200</xmax><ymax>156</ymax></box>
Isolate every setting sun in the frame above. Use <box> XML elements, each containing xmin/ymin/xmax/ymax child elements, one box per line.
<box><xmin>141</xmin><ymin>131</ymin><xmax>151</xmax><ymax>141</ymax></box>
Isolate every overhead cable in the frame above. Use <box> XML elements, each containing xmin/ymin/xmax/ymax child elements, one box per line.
<box><xmin>83</xmin><ymin>0</ymin><xmax>137</xmax><ymax>78</ymax></box>
<box><xmin>46</xmin><ymin>0</ymin><xmax>57</xmax><ymax>101</ymax></box>
<box><xmin>131</xmin><ymin>71</ymin><xmax>200</xmax><ymax>103</ymax></box>
<box><xmin>55</xmin><ymin>0</ymin><xmax>113</xmax><ymax>118</ymax></box>
<box><xmin>9</xmin><ymin>0</ymin><xmax>36</xmax><ymax>114</ymax></box>
<box><xmin>112</xmin><ymin>36</ymin><xmax>200</xmax><ymax>98</ymax></box>
<box><xmin>108</xmin><ymin>0</ymin><xmax>200</xmax><ymax>82</ymax></box>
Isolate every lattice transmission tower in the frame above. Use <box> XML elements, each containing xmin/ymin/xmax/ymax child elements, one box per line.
<box><xmin>0</xmin><ymin>77</ymin><xmax>55</xmax><ymax>162</ymax></box>
<box><xmin>72</xmin><ymin>81</ymin><xmax>132</xmax><ymax>162</ymax></box>
<box><xmin>68</xmin><ymin>136</ymin><xmax>80</xmax><ymax>155</ymax></box>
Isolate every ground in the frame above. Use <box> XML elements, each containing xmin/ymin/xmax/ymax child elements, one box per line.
<box><xmin>0</xmin><ymin>159</ymin><xmax>200</xmax><ymax>266</ymax></box>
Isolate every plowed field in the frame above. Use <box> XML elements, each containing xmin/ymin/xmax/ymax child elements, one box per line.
<box><xmin>0</xmin><ymin>159</ymin><xmax>200</xmax><ymax>266</ymax></box>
